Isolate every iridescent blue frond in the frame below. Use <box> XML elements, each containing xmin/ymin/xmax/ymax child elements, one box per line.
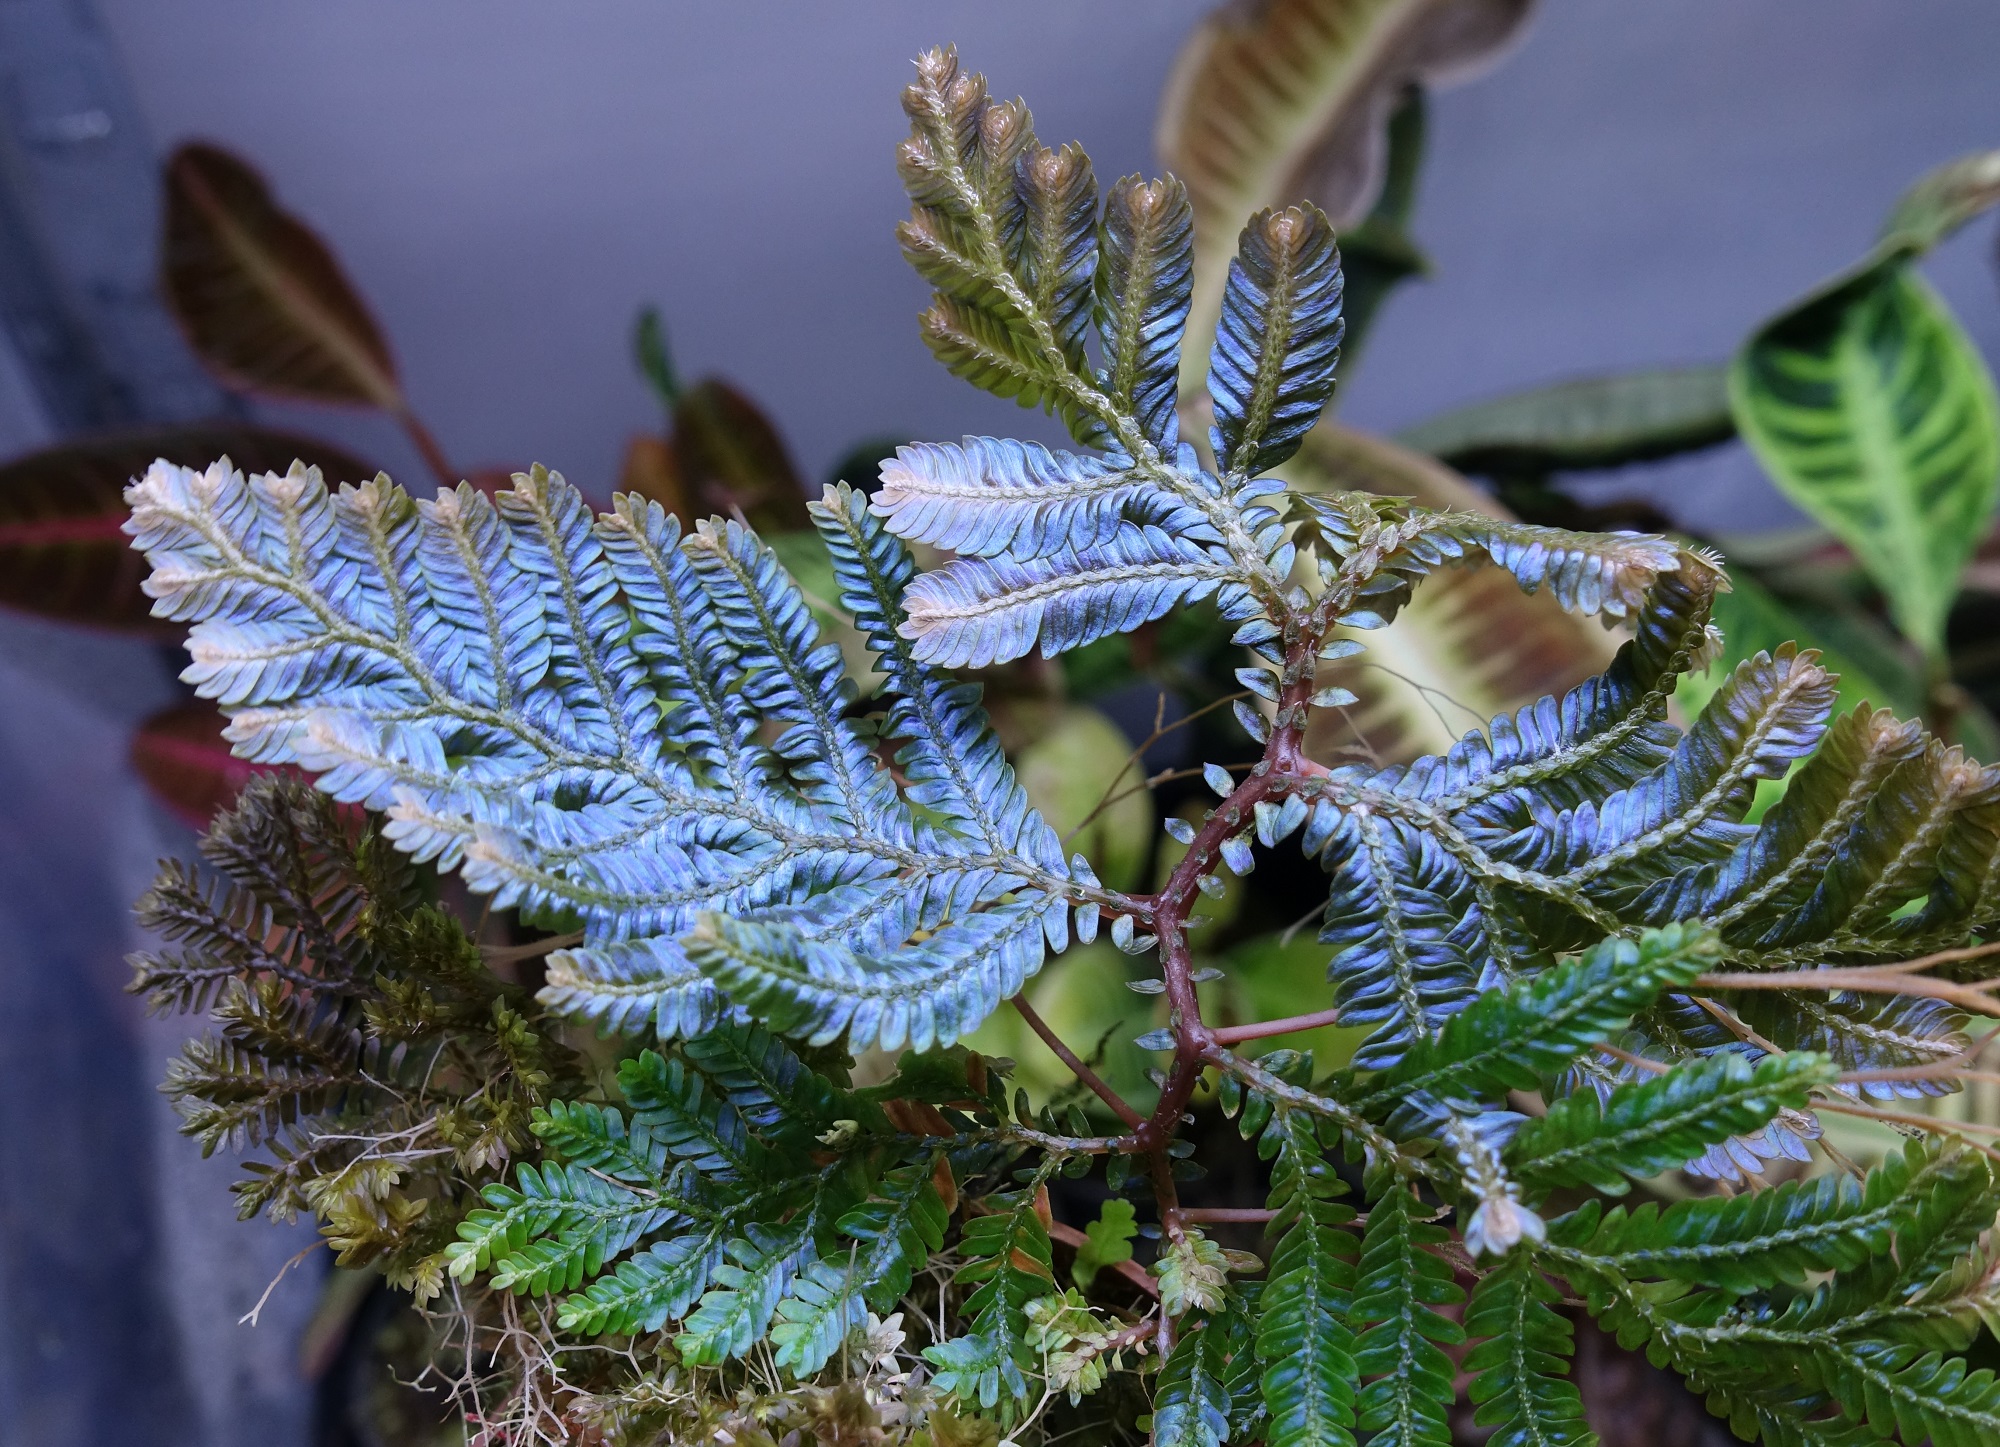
<box><xmin>1394</xmin><ymin>553</ymin><xmax>1722</xmax><ymax>809</ymax></box>
<box><xmin>1663</xmin><ymin>705</ymin><xmax>1929</xmax><ymax>936</ymax></box>
<box><xmin>1444</xmin><ymin>518</ymin><xmax>1683</xmax><ymax>622</ymax></box>
<box><xmin>1013</xmin><ymin>142</ymin><xmax>1098</xmax><ymax>372</ymax></box>
<box><xmin>1207</xmin><ymin>204</ymin><xmax>1345</xmax><ymax>476</ymax></box>
<box><xmin>126</xmin><ymin>459</ymin><xmax>1090</xmax><ymax>1050</ymax></box>
<box><xmin>873</xmin><ymin>437</ymin><xmax>1206</xmax><ymax>561</ymax></box>
<box><xmin>1465</xmin><ymin>646</ymin><xmax>1836</xmax><ymax>890</ymax></box>
<box><xmin>1096</xmin><ymin>174</ymin><xmax>1193</xmax><ymax>448</ymax></box>
<box><xmin>898</xmin><ymin>522</ymin><xmax>1251</xmax><ymax>668</ymax></box>
<box><xmin>540</xmin><ymin>937</ymin><xmax>726</xmax><ymax>1040</ymax></box>
<box><xmin>686</xmin><ymin>902</ymin><xmax>1058</xmax><ymax>1053</ymax></box>
<box><xmin>1736</xmin><ymin>990</ymin><xmax>1968</xmax><ymax>1103</ymax></box>
<box><xmin>1315</xmin><ymin>813</ymin><xmax>1490</xmax><ymax>1072</ymax></box>
<box><xmin>815</xmin><ymin>482</ymin><xmax>1074</xmax><ymax>882</ymax></box>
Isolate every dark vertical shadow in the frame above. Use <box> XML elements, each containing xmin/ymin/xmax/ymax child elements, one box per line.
<box><xmin>0</xmin><ymin>622</ymin><xmax>197</xmax><ymax>1446</ymax></box>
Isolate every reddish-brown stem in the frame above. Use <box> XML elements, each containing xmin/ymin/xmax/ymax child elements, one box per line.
<box><xmin>1178</xmin><ymin>1207</ymin><xmax>1276</xmax><ymax>1224</ymax></box>
<box><xmin>1135</xmin><ymin>645</ymin><xmax>1322</xmax><ymax>1287</ymax></box>
<box><xmin>395</xmin><ymin>407</ymin><xmax>461</xmax><ymax>491</ymax></box>
<box><xmin>1694</xmin><ymin>969</ymin><xmax>2000</xmax><ymax>1017</ymax></box>
<box><xmin>1211</xmin><ymin>1006</ymin><xmax>1345</xmax><ymax>1045</ymax></box>
<box><xmin>1011</xmin><ymin>995</ymin><xmax>1144</xmax><ymax>1128</ymax></box>
<box><xmin>1015</xmin><ymin>622</ymin><xmax>1364</xmax><ymax>1344</ymax></box>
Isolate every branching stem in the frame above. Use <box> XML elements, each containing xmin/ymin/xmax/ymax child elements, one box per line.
<box><xmin>1212</xmin><ymin>1006</ymin><xmax>1345</xmax><ymax>1044</ymax></box>
<box><xmin>1695</xmin><ymin>968</ymin><xmax>2000</xmax><ymax>1017</ymax></box>
<box><xmin>1011</xmin><ymin>995</ymin><xmax>1144</xmax><ymax>1128</ymax></box>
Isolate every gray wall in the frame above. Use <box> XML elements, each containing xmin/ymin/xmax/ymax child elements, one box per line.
<box><xmin>0</xmin><ymin>4</ymin><xmax>1996</xmax><ymax>1444</ymax></box>
<box><xmin>87</xmin><ymin>0</ymin><xmax>2000</xmax><ymax>526</ymax></box>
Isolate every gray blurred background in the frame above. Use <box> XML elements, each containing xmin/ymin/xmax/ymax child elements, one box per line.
<box><xmin>0</xmin><ymin>2</ymin><xmax>1995</xmax><ymax>1443</ymax></box>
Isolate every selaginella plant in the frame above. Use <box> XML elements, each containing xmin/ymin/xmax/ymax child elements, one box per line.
<box><xmin>126</xmin><ymin>46</ymin><xmax>2000</xmax><ymax>1447</ymax></box>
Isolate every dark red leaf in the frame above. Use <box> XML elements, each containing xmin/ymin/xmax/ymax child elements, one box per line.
<box><xmin>131</xmin><ymin>699</ymin><xmax>285</xmax><ymax>830</ymax></box>
<box><xmin>162</xmin><ymin>142</ymin><xmax>402</xmax><ymax>408</ymax></box>
<box><xmin>0</xmin><ymin>425</ymin><xmax>376</xmax><ymax>634</ymax></box>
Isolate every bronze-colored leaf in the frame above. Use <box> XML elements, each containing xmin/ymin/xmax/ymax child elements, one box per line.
<box><xmin>616</xmin><ymin>433</ymin><xmax>692</xmax><ymax>521</ymax></box>
<box><xmin>672</xmin><ymin>379</ymin><xmax>811</xmax><ymax>533</ymax></box>
<box><xmin>0</xmin><ymin>425</ymin><xmax>375</xmax><ymax>633</ymax></box>
<box><xmin>131</xmin><ymin>698</ymin><xmax>282</xmax><ymax>830</ymax></box>
<box><xmin>162</xmin><ymin>142</ymin><xmax>402</xmax><ymax>409</ymax></box>
<box><xmin>1160</xmin><ymin>0</ymin><xmax>1538</xmax><ymax>400</ymax></box>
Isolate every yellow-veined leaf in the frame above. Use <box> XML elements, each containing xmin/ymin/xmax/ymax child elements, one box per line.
<box><xmin>1159</xmin><ymin>0</ymin><xmax>1537</xmax><ymax>404</ymax></box>
<box><xmin>1732</xmin><ymin>258</ymin><xmax>2000</xmax><ymax>659</ymax></box>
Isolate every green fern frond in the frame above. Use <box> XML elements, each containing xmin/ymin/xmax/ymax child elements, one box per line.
<box><xmin>1510</xmin><ymin>1051</ymin><xmax>1835</xmax><ymax>1197</ymax></box>
<box><xmin>1463</xmin><ymin>1252</ymin><xmax>1592</xmax><ymax>1447</ymax></box>
<box><xmin>1257</xmin><ymin>1109</ymin><xmax>1360</xmax><ymax>1447</ymax></box>
<box><xmin>1551</xmin><ymin>1139</ymin><xmax>1985</xmax><ymax>1294</ymax></box>
<box><xmin>1372</xmin><ymin>925</ymin><xmax>1721</xmax><ymax>1121</ymax></box>
<box><xmin>925</xmin><ymin>1184</ymin><xmax>1058</xmax><ymax>1407</ymax></box>
<box><xmin>1351</xmin><ymin>1187</ymin><xmax>1464</xmax><ymax>1447</ymax></box>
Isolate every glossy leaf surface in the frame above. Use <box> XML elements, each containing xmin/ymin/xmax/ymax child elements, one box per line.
<box><xmin>1159</xmin><ymin>0</ymin><xmax>1537</xmax><ymax>403</ymax></box>
<box><xmin>1732</xmin><ymin>259</ymin><xmax>2000</xmax><ymax>657</ymax></box>
<box><xmin>1399</xmin><ymin>365</ymin><xmax>1734</xmax><ymax>475</ymax></box>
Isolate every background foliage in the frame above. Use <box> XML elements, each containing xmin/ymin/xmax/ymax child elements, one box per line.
<box><xmin>0</xmin><ymin>2</ymin><xmax>1992</xmax><ymax>1447</ymax></box>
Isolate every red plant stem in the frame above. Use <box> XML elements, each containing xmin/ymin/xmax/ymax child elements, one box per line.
<box><xmin>1178</xmin><ymin>1207</ymin><xmax>1276</xmax><ymax>1224</ymax></box>
<box><xmin>1044</xmin><ymin>1219</ymin><xmax>1160</xmax><ymax>1299</ymax></box>
<box><xmin>1011</xmin><ymin>995</ymin><xmax>1144</xmax><ymax>1128</ymax></box>
<box><xmin>1211</xmin><ymin>1006</ymin><xmax>1345</xmax><ymax>1045</ymax></box>
<box><xmin>1138</xmin><ymin>648</ymin><xmax>1320</xmax><ymax>1206</ymax></box>
<box><xmin>1009</xmin><ymin>624</ymin><xmax>1352</xmax><ymax>1350</ymax></box>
